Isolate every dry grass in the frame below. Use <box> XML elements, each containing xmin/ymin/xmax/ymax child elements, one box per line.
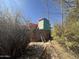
<box><xmin>38</xmin><ymin>40</ymin><xmax>77</xmax><ymax>59</ymax></box>
<box><xmin>0</xmin><ymin>10</ymin><xmax>30</xmax><ymax>58</ymax></box>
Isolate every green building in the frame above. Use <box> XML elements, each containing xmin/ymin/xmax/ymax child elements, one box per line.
<box><xmin>38</xmin><ymin>18</ymin><xmax>50</xmax><ymax>30</ymax></box>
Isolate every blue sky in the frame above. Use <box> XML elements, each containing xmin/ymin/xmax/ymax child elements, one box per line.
<box><xmin>0</xmin><ymin>0</ymin><xmax>62</xmax><ymax>26</ymax></box>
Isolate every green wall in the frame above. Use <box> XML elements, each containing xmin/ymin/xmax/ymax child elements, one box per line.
<box><xmin>44</xmin><ymin>20</ymin><xmax>50</xmax><ymax>30</ymax></box>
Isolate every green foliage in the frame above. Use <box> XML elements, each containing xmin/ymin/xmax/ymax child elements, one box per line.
<box><xmin>52</xmin><ymin>7</ymin><xmax>79</xmax><ymax>56</ymax></box>
<box><xmin>52</xmin><ymin>24</ymin><xmax>62</xmax><ymax>39</ymax></box>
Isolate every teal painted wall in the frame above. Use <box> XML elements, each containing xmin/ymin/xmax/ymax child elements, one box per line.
<box><xmin>44</xmin><ymin>20</ymin><xmax>50</xmax><ymax>30</ymax></box>
<box><xmin>38</xmin><ymin>18</ymin><xmax>50</xmax><ymax>30</ymax></box>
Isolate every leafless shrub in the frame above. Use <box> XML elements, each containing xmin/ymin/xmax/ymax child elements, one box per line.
<box><xmin>0</xmin><ymin>10</ymin><xmax>30</xmax><ymax>58</ymax></box>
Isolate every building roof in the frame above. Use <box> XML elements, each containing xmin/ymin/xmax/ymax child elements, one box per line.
<box><xmin>29</xmin><ymin>23</ymin><xmax>38</xmax><ymax>29</ymax></box>
<box><xmin>39</xmin><ymin>18</ymin><xmax>49</xmax><ymax>21</ymax></box>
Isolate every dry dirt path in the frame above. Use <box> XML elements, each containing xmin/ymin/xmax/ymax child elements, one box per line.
<box><xmin>18</xmin><ymin>41</ymin><xmax>77</xmax><ymax>59</ymax></box>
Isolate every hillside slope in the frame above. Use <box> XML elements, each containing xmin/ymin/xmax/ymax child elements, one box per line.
<box><xmin>18</xmin><ymin>41</ymin><xmax>78</xmax><ymax>59</ymax></box>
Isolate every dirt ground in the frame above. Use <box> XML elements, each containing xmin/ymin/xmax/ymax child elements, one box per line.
<box><xmin>18</xmin><ymin>41</ymin><xmax>78</xmax><ymax>59</ymax></box>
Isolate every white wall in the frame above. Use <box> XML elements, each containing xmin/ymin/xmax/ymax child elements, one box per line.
<box><xmin>38</xmin><ymin>20</ymin><xmax>44</xmax><ymax>30</ymax></box>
